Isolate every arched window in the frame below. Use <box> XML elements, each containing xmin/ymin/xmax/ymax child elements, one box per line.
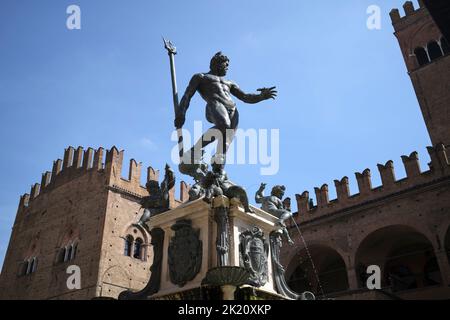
<box><xmin>134</xmin><ymin>238</ymin><xmax>143</xmax><ymax>260</ymax></box>
<box><xmin>287</xmin><ymin>245</ymin><xmax>349</xmax><ymax>296</ymax></box>
<box><xmin>414</xmin><ymin>47</ymin><xmax>429</xmax><ymax>66</ymax></box>
<box><xmin>441</xmin><ymin>37</ymin><xmax>450</xmax><ymax>55</ymax></box>
<box><xmin>427</xmin><ymin>41</ymin><xmax>443</xmax><ymax>60</ymax></box>
<box><xmin>65</xmin><ymin>245</ymin><xmax>72</xmax><ymax>262</ymax></box>
<box><xmin>70</xmin><ymin>242</ymin><xmax>77</xmax><ymax>261</ymax></box>
<box><xmin>31</xmin><ymin>258</ymin><xmax>38</xmax><ymax>273</ymax></box>
<box><xmin>26</xmin><ymin>257</ymin><xmax>38</xmax><ymax>275</ymax></box>
<box><xmin>19</xmin><ymin>261</ymin><xmax>29</xmax><ymax>276</ymax></box>
<box><xmin>58</xmin><ymin>241</ymin><xmax>78</xmax><ymax>264</ymax></box>
<box><xmin>124</xmin><ymin>235</ymin><xmax>133</xmax><ymax>257</ymax></box>
<box><xmin>356</xmin><ymin>225</ymin><xmax>442</xmax><ymax>292</ymax></box>
<box><xmin>58</xmin><ymin>247</ymin><xmax>66</xmax><ymax>263</ymax></box>
<box><xmin>26</xmin><ymin>259</ymin><xmax>33</xmax><ymax>275</ymax></box>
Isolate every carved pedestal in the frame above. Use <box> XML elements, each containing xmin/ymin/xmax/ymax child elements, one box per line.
<box><xmin>138</xmin><ymin>195</ymin><xmax>283</xmax><ymax>299</ymax></box>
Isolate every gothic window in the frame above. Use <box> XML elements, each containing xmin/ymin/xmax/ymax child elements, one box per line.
<box><xmin>58</xmin><ymin>241</ymin><xmax>78</xmax><ymax>264</ymax></box>
<box><xmin>441</xmin><ymin>37</ymin><xmax>450</xmax><ymax>55</ymax></box>
<box><xmin>30</xmin><ymin>257</ymin><xmax>38</xmax><ymax>273</ymax></box>
<box><xmin>123</xmin><ymin>225</ymin><xmax>148</xmax><ymax>261</ymax></box>
<box><xmin>124</xmin><ymin>235</ymin><xmax>134</xmax><ymax>257</ymax></box>
<box><xmin>65</xmin><ymin>245</ymin><xmax>72</xmax><ymax>262</ymax></box>
<box><xmin>414</xmin><ymin>47</ymin><xmax>429</xmax><ymax>66</ymax></box>
<box><xmin>70</xmin><ymin>242</ymin><xmax>78</xmax><ymax>260</ymax></box>
<box><xmin>134</xmin><ymin>238</ymin><xmax>143</xmax><ymax>260</ymax></box>
<box><xmin>19</xmin><ymin>261</ymin><xmax>29</xmax><ymax>276</ymax></box>
<box><xmin>58</xmin><ymin>247</ymin><xmax>66</xmax><ymax>263</ymax></box>
<box><xmin>427</xmin><ymin>41</ymin><xmax>443</xmax><ymax>60</ymax></box>
<box><xmin>26</xmin><ymin>259</ymin><xmax>33</xmax><ymax>275</ymax></box>
<box><xmin>24</xmin><ymin>257</ymin><xmax>38</xmax><ymax>275</ymax></box>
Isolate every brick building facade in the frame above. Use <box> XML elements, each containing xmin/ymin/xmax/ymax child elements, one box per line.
<box><xmin>284</xmin><ymin>1</ymin><xmax>450</xmax><ymax>300</ymax></box>
<box><xmin>0</xmin><ymin>147</ymin><xmax>188</xmax><ymax>299</ymax></box>
<box><xmin>0</xmin><ymin>1</ymin><xmax>449</xmax><ymax>300</ymax></box>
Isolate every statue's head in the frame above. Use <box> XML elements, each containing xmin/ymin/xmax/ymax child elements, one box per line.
<box><xmin>271</xmin><ymin>185</ymin><xmax>286</xmax><ymax>199</ymax></box>
<box><xmin>210</xmin><ymin>52</ymin><xmax>229</xmax><ymax>77</ymax></box>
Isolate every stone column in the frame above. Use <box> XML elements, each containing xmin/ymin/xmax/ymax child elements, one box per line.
<box><xmin>435</xmin><ymin>250</ymin><xmax>450</xmax><ymax>287</ymax></box>
<box><xmin>347</xmin><ymin>267</ymin><xmax>360</xmax><ymax>290</ymax></box>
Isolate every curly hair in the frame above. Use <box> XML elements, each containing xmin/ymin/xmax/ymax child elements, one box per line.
<box><xmin>210</xmin><ymin>52</ymin><xmax>229</xmax><ymax>71</ymax></box>
<box><xmin>271</xmin><ymin>185</ymin><xmax>286</xmax><ymax>196</ymax></box>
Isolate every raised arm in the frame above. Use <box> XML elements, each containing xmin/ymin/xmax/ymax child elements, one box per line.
<box><xmin>230</xmin><ymin>83</ymin><xmax>277</xmax><ymax>104</ymax></box>
<box><xmin>175</xmin><ymin>74</ymin><xmax>203</xmax><ymax>128</ymax></box>
<box><xmin>255</xmin><ymin>183</ymin><xmax>267</xmax><ymax>204</ymax></box>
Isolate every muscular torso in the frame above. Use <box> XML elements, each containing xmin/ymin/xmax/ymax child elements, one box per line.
<box><xmin>262</xmin><ymin>196</ymin><xmax>284</xmax><ymax>212</ymax></box>
<box><xmin>196</xmin><ymin>73</ymin><xmax>236</xmax><ymax>110</ymax></box>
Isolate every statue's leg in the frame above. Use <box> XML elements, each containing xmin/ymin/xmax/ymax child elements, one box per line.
<box><xmin>277</xmin><ymin>211</ymin><xmax>294</xmax><ymax>245</ymax></box>
<box><xmin>182</xmin><ymin>103</ymin><xmax>228</xmax><ymax>164</ymax></box>
<box><xmin>199</xmin><ymin>102</ymin><xmax>232</xmax><ymax>160</ymax></box>
<box><xmin>282</xmin><ymin>227</ymin><xmax>295</xmax><ymax>246</ymax></box>
<box><xmin>279</xmin><ymin>211</ymin><xmax>293</xmax><ymax>223</ymax></box>
<box><xmin>240</xmin><ymin>191</ymin><xmax>255</xmax><ymax>213</ymax></box>
<box><xmin>224</xmin><ymin>109</ymin><xmax>239</xmax><ymax>155</ymax></box>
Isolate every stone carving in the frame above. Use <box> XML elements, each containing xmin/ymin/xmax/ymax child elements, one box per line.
<box><xmin>168</xmin><ymin>220</ymin><xmax>202</xmax><ymax>287</ymax></box>
<box><xmin>119</xmin><ymin>228</ymin><xmax>165</xmax><ymax>300</ymax></box>
<box><xmin>164</xmin><ymin>44</ymin><xmax>271</xmax><ymax>210</ymax></box>
<box><xmin>137</xmin><ymin>164</ymin><xmax>175</xmax><ymax>231</ymax></box>
<box><xmin>270</xmin><ymin>230</ymin><xmax>300</xmax><ymax>299</ymax></box>
<box><xmin>188</xmin><ymin>156</ymin><xmax>254</xmax><ymax>214</ymax></box>
<box><xmin>172</xmin><ymin>50</ymin><xmax>277</xmax><ymax>180</ymax></box>
<box><xmin>188</xmin><ymin>180</ymin><xmax>206</xmax><ymax>201</ymax></box>
<box><xmin>239</xmin><ymin>227</ymin><xmax>269</xmax><ymax>287</ymax></box>
<box><xmin>213</xmin><ymin>204</ymin><xmax>230</xmax><ymax>267</ymax></box>
<box><xmin>206</xmin><ymin>157</ymin><xmax>254</xmax><ymax>212</ymax></box>
<box><xmin>255</xmin><ymin>183</ymin><xmax>294</xmax><ymax>245</ymax></box>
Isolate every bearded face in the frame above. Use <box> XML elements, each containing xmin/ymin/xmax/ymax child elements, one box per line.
<box><xmin>210</xmin><ymin>52</ymin><xmax>229</xmax><ymax>77</ymax></box>
<box><xmin>216</xmin><ymin>60</ymin><xmax>229</xmax><ymax>77</ymax></box>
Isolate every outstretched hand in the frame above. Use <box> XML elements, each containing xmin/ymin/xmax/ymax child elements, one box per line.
<box><xmin>259</xmin><ymin>183</ymin><xmax>267</xmax><ymax>191</ymax></box>
<box><xmin>258</xmin><ymin>87</ymin><xmax>277</xmax><ymax>100</ymax></box>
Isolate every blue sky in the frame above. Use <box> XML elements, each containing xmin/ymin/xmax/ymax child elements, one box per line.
<box><xmin>0</xmin><ymin>0</ymin><xmax>430</xmax><ymax>268</ymax></box>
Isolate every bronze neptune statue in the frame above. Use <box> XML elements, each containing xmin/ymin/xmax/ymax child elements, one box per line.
<box><xmin>175</xmin><ymin>51</ymin><xmax>277</xmax><ymax>177</ymax></box>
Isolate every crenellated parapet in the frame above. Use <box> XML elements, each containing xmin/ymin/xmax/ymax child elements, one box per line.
<box><xmin>294</xmin><ymin>144</ymin><xmax>450</xmax><ymax>223</ymax></box>
<box><xmin>17</xmin><ymin>146</ymin><xmax>189</xmax><ymax>213</ymax></box>
<box><xmin>390</xmin><ymin>1</ymin><xmax>426</xmax><ymax>30</ymax></box>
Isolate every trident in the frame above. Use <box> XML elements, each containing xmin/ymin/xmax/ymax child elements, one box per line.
<box><xmin>163</xmin><ymin>38</ymin><xmax>184</xmax><ymax>161</ymax></box>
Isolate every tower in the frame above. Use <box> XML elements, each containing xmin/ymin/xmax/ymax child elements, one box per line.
<box><xmin>390</xmin><ymin>1</ymin><xmax>450</xmax><ymax>147</ymax></box>
<box><xmin>0</xmin><ymin>146</ymin><xmax>185</xmax><ymax>300</ymax></box>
